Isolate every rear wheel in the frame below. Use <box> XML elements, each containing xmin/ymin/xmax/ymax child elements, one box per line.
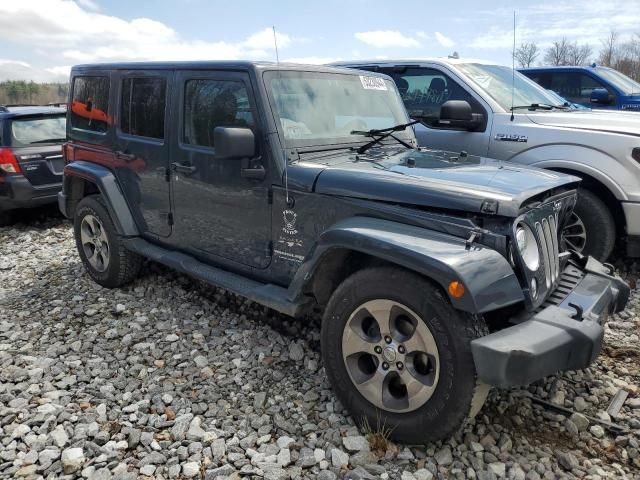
<box><xmin>74</xmin><ymin>195</ymin><xmax>142</xmax><ymax>288</ymax></box>
<box><xmin>563</xmin><ymin>188</ymin><xmax>615</xmax><ymax>261</ymax></box>
<box><xmin>321</xmin><ymin>266</ymin><xmax>489</xmax><ymax>444</ymax></box>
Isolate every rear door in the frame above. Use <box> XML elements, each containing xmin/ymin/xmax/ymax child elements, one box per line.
<box><xmin>168</xmin><ymin>69</ymin><xmax>272</xmax><ymax>269</ymax></box>
<box><xmin>9</xmin><ymin>114</ymin><xmax>66</xmax><ymax>186</ymax></box>
<box><xmin>115</xmin><ymin>71</ymin><xmax>172</xmax><ymax>237</ymax></box>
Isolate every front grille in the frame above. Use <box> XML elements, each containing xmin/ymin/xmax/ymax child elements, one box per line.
<box><xmin>534</xmin><ymin>214</ymin><xmax>560</xmax><ymax>289</ymax></box>
<box><xmin>533</xmin><ymin>261</ymin><xmax>584</xmax><ymax>314</ymax></box>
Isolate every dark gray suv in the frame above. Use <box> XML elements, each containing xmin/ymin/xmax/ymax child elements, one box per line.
<box><xmin>0</xmin><ymin>105</ymin><xmax>66</xmax><ymax>225</ymax></box>
<box><xmin>58</xmin><ymin>61</ymin><xmax>629</xmax><ymax>443</ymax></box>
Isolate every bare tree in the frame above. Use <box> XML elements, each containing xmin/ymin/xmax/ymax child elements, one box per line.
<box><xmin>599</xmin><ymin>30</ymin><xmax>619</xmax><ymax>66</ymax></box>
<box><xmin>514</xmin><ymin>42</ymin><xmax>540</xmax><ymax>68</ymax></box>
<box><xmin>566</xmin><ymin>43</ymin><xmax>593</xmax><ymax>65</ymax></box>
<box><xmin>544</xmin><ymin>38</ymin><xmax>571</xmax><ymax>66</ymax></box>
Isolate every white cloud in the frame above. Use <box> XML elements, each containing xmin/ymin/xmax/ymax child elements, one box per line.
<box><xmin>435</xmin><ymin>32</ymin><xmax>455</xmax><ymax>48</ymax></box>
<box><xmin>354</xmin><ymin>30</ymin><xmax>420</xmax><ymax>48</ymax></box>
<box><xmin>0</xmin><ymin>60</ymin><xmax>69</xmax><ymax>82</ymax></box>
<box><xmin>0</xmin><ymin>0</ymin><xmax>294</xmax><ymax>81</ymax></box>
<box><xmin>75</xmin><ymin>0</ymin><xmax>99</xmax><ymax>11</ymax></box>
<box><xmin>416</xmin><ymin>31</ymin><xmax>428</xmax><ymax>39</ymax></box>
<box><xmin>284</xmin><ymin>56</ymin><xmax>341</xmax><ymax>65</ymax></box>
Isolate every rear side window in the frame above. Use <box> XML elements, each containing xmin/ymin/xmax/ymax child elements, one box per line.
<box><xmin>183</xmin><ymin>79</ymin><xmax>254</xmax><ymax>148</ymax></box>
<box><xmin>11</xmin><ymin>115</ymin><xmax>66</xmax><ymax>146</ymax></box>
<box><xmin>71</xmin><ymin>76</ymin><xmax>110</xmax><ymax>133</ymax></box>
<box><xmin>120</xmin><ymin>77</ymin><xmax>166</xmax><ymax>139</ymax></box>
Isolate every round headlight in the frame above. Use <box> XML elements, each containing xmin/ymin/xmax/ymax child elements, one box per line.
<box><xmin>515</xmin><ymin>224</ymin><xmax>540</xmax><ymax>271</ymax></box>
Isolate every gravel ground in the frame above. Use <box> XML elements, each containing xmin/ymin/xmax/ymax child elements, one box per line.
<box><xmin>0</xmin><ymin>213</ymin><xmax>639</xmax><ymax>480</ymax></box>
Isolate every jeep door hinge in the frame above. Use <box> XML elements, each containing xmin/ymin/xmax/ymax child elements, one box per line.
<box><xmin>167</xmin><ymin>212</ymin><xmax>174</xmax><ymax>226</ymax></box>
<box><xmin>267</xmin><ymin>189</ymin><xmax>273</xmax><ymax>204</ymax></box>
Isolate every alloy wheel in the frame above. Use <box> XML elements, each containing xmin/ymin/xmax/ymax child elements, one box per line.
<box><xmin>562</xmin><ymin>213</ymin><xmax>587</xmax><ymax>252</ymax></box>
<box><xmin>80</xmin><ymin>214</ymin><xmax>110</xmax><ymax>272</ymax></box>
<box><xmin>341</xmin><ymin>299</ymin><xmax>440</xmax><ymax>413</ymax></box>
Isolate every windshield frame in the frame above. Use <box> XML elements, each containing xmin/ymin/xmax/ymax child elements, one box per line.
<box><xmin>262</xmin><ymin>69</ymin><xmax>413</xmax><ymax>150</ymax></box>
<box><xmin>10</xmin><ymin>114</ymin><xmax>67</xmax><ymax>147</ymax></box>
<box><xmin>454</xmin><ymin>62</ymin><xmax>564</xmax><ymax>112</ymax></box>
<box><xmin>595</xmin><ymin>67</ymin><xmax>640</xmax><ymax>96</ymax></box>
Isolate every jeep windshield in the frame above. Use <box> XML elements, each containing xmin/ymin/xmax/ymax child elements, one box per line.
<box><xmin>456</xmin><ymin>63</ymin><xmax>567</xmax><ymax>112</ymax></box>
<box><xmin>264</xmin><ymin>70</ymin><xmax>411</xmax><ymax>149</ymax></box>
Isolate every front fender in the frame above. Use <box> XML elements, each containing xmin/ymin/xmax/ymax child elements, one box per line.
<box><xmin>61</xmin><ymin>160</ymin><xmax>139</xmax><ymax>236</ymax></box>
<box><xmin>290</xmin><ymin>217</ymin><xmax>524</xmax><ymax>314</ymax></box>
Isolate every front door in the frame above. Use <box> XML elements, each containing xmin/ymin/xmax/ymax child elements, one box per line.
<box><xmin>115</xmin><ymin>70</ymin><xmax>172</xmax><ymax>237</ymax></box>
<box><xmin>381</xmin><ymin>66</ymin><xmax>492</xmax><ymax>156</ymax></box>
<box><xmin>169</xmin><ymin>70</ymin><xmax>272</xmax><ymax>269</ymax></box>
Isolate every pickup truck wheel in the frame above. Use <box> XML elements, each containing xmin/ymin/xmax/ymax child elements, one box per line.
<box><xmin>564</xmin><ymin>188</ymin><xmax>615</xmax><ymax>261</ymax></box>
<box><xmin>322</xmin><ymin>266</ymin><xmax>489</xmax><ymax>444</ymax></box>
<box><xmin>74</xmin><ymin>195</ymin><xmax>142</xmax><ymax>288</ymax></box>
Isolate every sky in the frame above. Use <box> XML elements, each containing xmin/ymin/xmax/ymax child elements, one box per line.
<box><xmin>0</xmin><ymin>0</ymin><xmax>639</xmax><ymax>83</ymax></box>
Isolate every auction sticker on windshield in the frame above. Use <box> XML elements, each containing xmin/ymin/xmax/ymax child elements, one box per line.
<box><xmin>360</xmin><ymin>76</ymin><xmax>387</xmax><ymax>90</ymax></box>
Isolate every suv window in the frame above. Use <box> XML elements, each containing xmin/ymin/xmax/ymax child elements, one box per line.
<box><xmin>121</xmin><ymin>77</ymin><xmax>167</xmax><ymax>139</ymax></box>
<box><xmin>11</xmin><ymin>115</ymin><xmax>66</xmax><ymax>146</ymax></box>
<box><xmin>549</xmin><ymin>72</ymin><xmax>610</xmax><ymax>104</ymax></box>
<box><xmin>384</xmin><ymin>67</ymin><xmax>482</xmax><ymax>126</ymax></box>
<box><xmin>70</xmin><ymin>76</ymin><xmax>110</xmax><ymax>133</ymax></box>
<box><xmin>183</xmin><ymin>79</ymin><xmax>254</xmax><ymax>148</ymax></box>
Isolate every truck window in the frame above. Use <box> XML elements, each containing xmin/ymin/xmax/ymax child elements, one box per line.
<box><xmin>384</xmin><ymin>68</ymin><xmax>482</xmax><ymax>127</ymax></box>
<box><xmin>70</xmin><ymin>76</ymin><xmax>110</xmax><ymax>133</ymax></box>
<box><xmin>549</xmin><ymin>72</ymin><xmax>610</xmax><ymax>105</ymax></box>
<box><xmin>183</xmin><ymin>79</ymin><xmax>254</xmax><ymax>148</ymax></box>
<box><xmin>120</xmin><ymin>77</ymin><xmax>167</xmax><ymax>139</ymax></box>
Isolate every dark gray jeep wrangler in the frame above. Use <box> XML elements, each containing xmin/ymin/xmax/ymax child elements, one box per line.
<box><xmin>58</xmin><ymin>61</ymin><xmax>629</xmax><ymax>443</ymax></box>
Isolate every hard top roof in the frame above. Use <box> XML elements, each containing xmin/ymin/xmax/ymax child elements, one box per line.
<box><xmin>332</xmin><ymin>57</ymin><xmax>501</xmax><ymax>67</ymax></box>
<box><xmin>0</xmin><ymin>105</ymin><xmax>66</xmax><ymax>118</ymax></box>
<box><xmin>519</xmin><ymin>65</ymin><xmax>612</xmax><ymax>71</ymax></box>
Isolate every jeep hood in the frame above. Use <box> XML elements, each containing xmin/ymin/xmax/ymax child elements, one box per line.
<box><xmin>527</xmin><ymin>109</ymin><xmax>640</xmax><ymax>136</ymax></box>
<box><xmin>313</xmin><ymin>150</ymin><xmax>579</xmax><ymax>217</ymax></box>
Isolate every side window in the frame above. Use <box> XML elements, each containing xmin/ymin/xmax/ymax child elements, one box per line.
<box><xmin>386</xmin><ymin>68</ymin><xmax>482</xmax><ymax>127</ymax></box>
<box><xmin>120</xmin><ymin>77</ymin><xmax>166</xmax><ymax>139</ymax></box>
<box><xmin>550</xmin><ymin>73</ymin><xmax>609</xmax><ymax>104</ymax></box>
<box><xmin>183</xmin><ymin>79</ymin><xmax>254</xmax><ymax>148</ymax></box>
<box><xmin>70</xmin><ymin>76</ymin><xmax>110</xmax><ymax>133</ymax></box>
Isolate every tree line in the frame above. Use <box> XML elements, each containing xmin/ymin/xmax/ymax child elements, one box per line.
<box><xmin>514</xmin><ymin>30</ymin><xmax>640</xmax><ymax>80</ymax></box>
<box><xmin>0</xmin><ymin>81</ymin><xmax>68</xmax><ymax>106</ymax></box>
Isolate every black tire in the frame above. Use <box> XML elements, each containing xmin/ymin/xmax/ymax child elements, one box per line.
<box><xmin>565</xmin><ymin>188</ymin><xmax>615</xmax><ymax>261</ymax></box>
<box><xmin>321</xmin><ymin>266</ymin><xmax>489</xmax><ymax>444</ymax></box>
<box><xmin>74</xmin><ymin>195</ymin><xmax>142</xmax><ymax>288</ymax></box>
<box><xmin>0</xmin><ymin>210</ymin><xmax>13</xmax><ymax>227</ymax></box>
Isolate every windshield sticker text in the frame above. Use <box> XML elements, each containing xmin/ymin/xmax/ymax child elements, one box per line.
<box><xmin>360</xmin><ymin>76</ymin><xmax>388</xmax><ymax>91</ymax></box>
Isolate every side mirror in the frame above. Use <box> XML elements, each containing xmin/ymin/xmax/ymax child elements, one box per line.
<box><xmin>438</xmin><ymin>100</ymin><xmax>483</xmax><ymax>131</ymax></box>
<box><xmin>590</xmin><ymin>88</ymin><xmax>613</xmax><ymax>105</ymax></box>
<box><xmin>214</xmin><ymin>127</ymin><xmax>255</xmax><ymax>159</ymax></box>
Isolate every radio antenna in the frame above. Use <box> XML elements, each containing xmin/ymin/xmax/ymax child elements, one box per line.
<box><xmin>510</xmin><ymin>10</ymin><xmax>516</xmax><ymax>121</ymax></box>
<box><xmin>272</xmin><ymin>25</ymin><xmax>291</xmax><ymax>206</ymax></box>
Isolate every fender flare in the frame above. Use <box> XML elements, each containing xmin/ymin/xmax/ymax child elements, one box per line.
<box><xmin>60</xmin><ymin>160</ymin><xmax>139</xmax><ymax>236</ymax></box>
<box><xmin>289</xmin><ymin>216</ymin><xmax>524</xmax><ymax>314</ymax></box>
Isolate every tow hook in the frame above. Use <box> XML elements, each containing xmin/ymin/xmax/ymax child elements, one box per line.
<box><xmin>568</xmin><ymin>302</ymin><xmax>584</xmax><ymax>321</ymax></box>
<box><xmin>603</xmin><ymin>263</ymin><xmax>615</xmax><ymax>275</ymax></box>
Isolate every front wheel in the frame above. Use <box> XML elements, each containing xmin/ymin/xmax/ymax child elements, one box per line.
<box><xmin>74</xmin><ymin>195</ymin><xmax>142</xmax><ymax>288</ymax></box>
<box><xmin>563</xmin><ymin>188</ymin><xmax>615</xmax><ymax>261</ymax></box>
<box><xmin>321</xmin><ymin>266</ymin><xmax>489</xmax><ymax>444</ymax></box>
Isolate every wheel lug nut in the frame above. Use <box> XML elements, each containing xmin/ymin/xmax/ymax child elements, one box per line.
<box><xmin>374</xmin><ymin>346</ymin><xmax>382</xmax><ymax>354</ymax></box>
<box><xmin>384</xmin><ymin>336</ymin><xmax>392</xmax><ymax>344</ymax></box>
<box><xmin>382</xmin><ymin>362</ymin><xmax>389</xmax><ymax>370</ymax></box>
<box><xmin>396</xmin><ymin>362</ymin><xmax>404</xmax><ymax>370</ymax></box>
<box><xmin>398</xmin><ymin>345</ymin><xmax>405</xmax><ymax>354</ymax></box>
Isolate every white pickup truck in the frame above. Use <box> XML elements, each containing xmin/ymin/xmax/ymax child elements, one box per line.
<box><xmin>335</xmin><ymin>59</ymin><xmax>640</xmax><ymax>261</ymax></box>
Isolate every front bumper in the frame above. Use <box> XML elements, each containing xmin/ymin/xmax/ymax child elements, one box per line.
<box><xmin>471</xmin><ymin>255</ymin><xmax>630</xmax><ymax>388</ymax></box>
<box><xmin>0</xmin><ymin>174</ymin><xmax>61</xmax><ymax>210</ymax></box>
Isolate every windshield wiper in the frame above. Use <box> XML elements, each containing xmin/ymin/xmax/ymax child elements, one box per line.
<box><xmin>510</xmin><ymin>103</ymin><xmax>568</xmax><ymax>111</ymax></box>
<box><xmin>351</xmin><ymin>120</ymin><xmax>418</xmax><ymax>154</ymax></box>
<box><xmin>30</xmin><ymin>138</ymin><xmax>66</xmax><ymax>144</ymax></box>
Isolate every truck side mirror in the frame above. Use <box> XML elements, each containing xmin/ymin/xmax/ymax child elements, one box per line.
<box><xmin>214</xmin><ymin>127</ymin><xmax>255</xmax><ymax>159</ymax></box>
<box><xmin>438</xmin><ymin>100</ymin><xmax>483</xmax><ymax>131</ymax></box>
<box><xmin>590</xmin><ymin>88</ymin><xmax>613</xmax><ymax>105</ymax></box>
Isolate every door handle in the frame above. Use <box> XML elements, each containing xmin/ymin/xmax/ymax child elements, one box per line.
<box><xmin>115</xmin><ymin>150</ymin><xmax>136</xmax><ymax>161</ymax></box>
<box><xmin>171</xmin><ymin>162</ymin><xmax>197</xmax><ymax>175</ymax></box>
<box><xmin>241</xmin><ymin>164</ymin><xmax>266</xmax><ymax>180</ymax></box>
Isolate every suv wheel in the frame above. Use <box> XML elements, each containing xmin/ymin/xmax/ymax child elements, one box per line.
<box><xmin>74</xmin><ymin>195</ymin><xmax>142</xmax><ymax>288</ymax></box>
<box><xmin>563</xmin><ymin>188</ymin><xmax>615</xmax><ymax>261</ymax></box>
<box><xmin>322</xmin><ymin>266</ymin><xmax>489</xmax><ymax>444</ymax></box>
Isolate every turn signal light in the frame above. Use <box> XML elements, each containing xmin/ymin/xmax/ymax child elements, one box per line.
<box><xmin>0</xmin><ymin>148</ymin><xmax>21</xmax><ymax>173</ymax></box>
<box><xmin>448</xmin><ymin>281</ymin><xmax>465</xmax><ymax>298</ymax></box>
